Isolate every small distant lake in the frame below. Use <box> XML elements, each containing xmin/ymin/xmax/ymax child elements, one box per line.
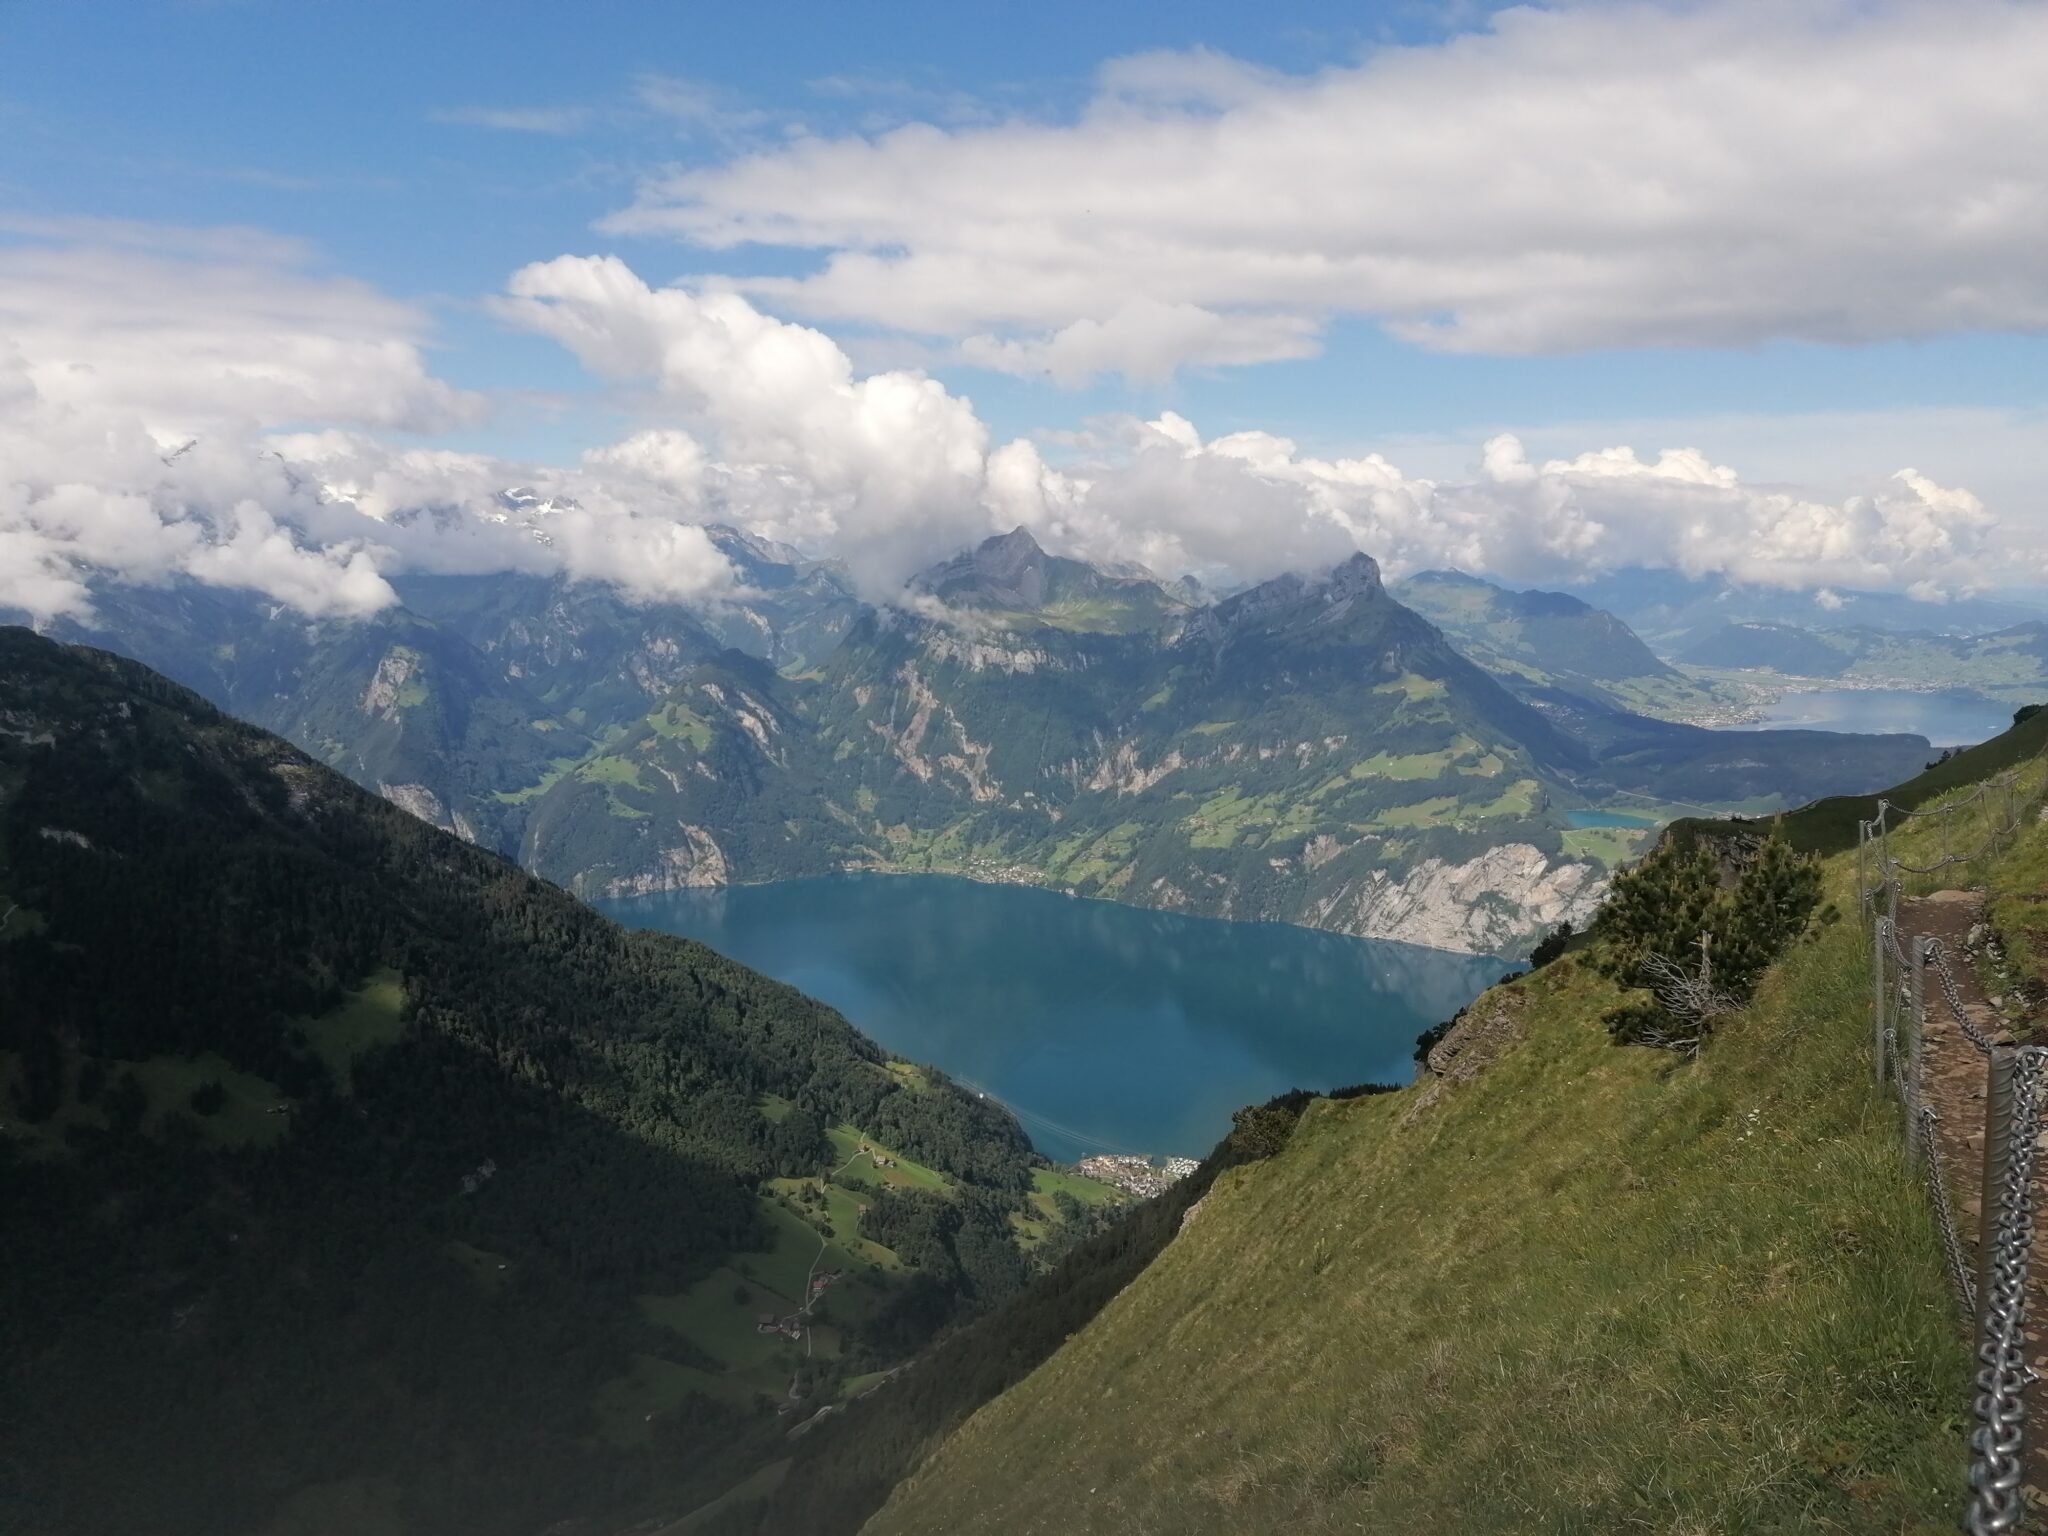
<box><xmin>1712</xmin><ymin>687</ymin><xmax>2015</xmax><ymax>747</ymax></box>
<box><xmin>600</xmin><ymin>874</ymin><xmax>1505</xmax><ymax>1162</ymax></box>
<box><xmin>1566</xmin><ymin>809</ymin><xmax>1657</xmax><ymax>829</ymax></box>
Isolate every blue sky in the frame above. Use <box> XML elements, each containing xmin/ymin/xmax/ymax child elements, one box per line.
<box><xmin>0</xmin><ymin>0</ymin><xmax>2043</xmax><ymax>617</ymax></box>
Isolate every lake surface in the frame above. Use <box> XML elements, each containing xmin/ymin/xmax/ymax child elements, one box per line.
<box><xmin>601</xmin><ymin>874</ymin><xmax>1505</xmax><ymax>1162</ymax></box>
<box><xmin>1566</xmin><ymin>808</ymin><xmax>1657</xmax><ymax>829</ymax></box>
<box><xmin>1714</xmin><ymin>687</ymin><xmax>2015</xmax><ymax>747</ymax></box>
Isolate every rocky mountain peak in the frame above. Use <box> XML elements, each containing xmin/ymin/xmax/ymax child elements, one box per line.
<box><xmin>1325</xmin><ymin>551</ymin><xmax>1383</xmax><ymax>600</ymax></box>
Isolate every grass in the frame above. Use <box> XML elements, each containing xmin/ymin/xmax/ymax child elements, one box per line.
<box><xmin>869</xmin><ymin>847</ymin><xmax>1969</xmax><ymax>1536</ymax></box>
<box><xmin>592</xmin><ymin>1356</ymin><xmax>737</xmax><ymax>1447</ymax></box>
<box><xmin>1472</xmin><ymin>777</ymin><xmax>1539</xmax><ymax>818</ymax></box>
<box><xmin>296</xmin><ymin>967</ymin><xmax>405</xmax><ymax>1094</ymax></box>
<box><xmin>1022</xmin><ymin>1166</ymin><xmax>1128</xmax><ymax>1234</ymax></box>
<box><xmin>648</xmin><ymin>702</ymin><xmax>715</xmax><ymax>750</ymax></box>
<box><xmin>1031</xmin><ymin>1166</ymin><xmax>1124</xmax><ymax>1207</ymax></box>
<box><xmin>256</xmin><ymin>1478</ymin><xmax>404</xmax><ymax>1536</ymax></box>
<box><xmin>654</xmin><ymin>1459</ymin><xmax>792</xmax><ymax>1535</ymax></box>
<box><xmin>642</xmin><ymin>1270</ymin><xmax>797</xmax><ymax>1372</ymax></box>
<box><xmin>491</xmin><ymin>755</ymin><xmax>582</xmax><ymax>805</ymax></box>
<box><xmin>1372</xmin><ymin>674</ymin><xmax>1448</xmax><ymax>702</ymax></box>
<box><xmin>0</xmin><ymin>898</ymin><xmax>45</xmax><ymax>940</ymax></box>
<box><xmin>824</xmin><ymin>1122</ymin><xmax>950</xmax><ymax>1194</ymax></box>
<box><xmin>1558</xmin><ymin>825</ymin><xmax>1649</xmax><ymax>868</ymax></box>
<box><xmin>130</xmin><ymin>1052</ymin><xmax>290</xmax><ymax>1147</ymax></box>
<box><xmin>1371</xmin><ymin>795</ymin><xmax>1462</xmax><ymax>829</ymax></box>
<box><xmin>624</xmin><ymin>1187</ymin><xmax>908</xmax><ymax>1424</ymax></box>
<box><xmin>442</xmin><ymin>1240</ymin><xmax>516</xmax><ymax>1294</ymax></box>
<box><xmin>1674</xmin><ymin>705</ymin><xmax>2048</xmax><ymax>858</ymax></box>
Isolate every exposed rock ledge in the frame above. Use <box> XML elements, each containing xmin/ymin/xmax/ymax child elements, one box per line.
<box><xmin>377</xmin><ymin>782</ymin><xmax>478</xmax><ymax>844</ymax></box>
<box><xmin>1309</xmin><ymin>843</ymin><xmax>1606</xmax><ymax>955</ymax></box>
<box><xmin>599</xmin><ymin>825</ymin><xmax>730</xmax><ymax>897</ymax></box>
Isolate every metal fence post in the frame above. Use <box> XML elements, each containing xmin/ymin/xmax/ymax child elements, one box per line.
<box><xmin>1907</xmin><ymin>937</ymin><xmax>1930</xmax><ymax>1163</ymax></box>
<box><xmin>1976</xmin><ymin>1048</ymin><xmax>2017</xmax><ymax>1337</ymax></box>
<box><xmin>1873</xmin><ymin>918</ymin><xmax>1890</xmax><ymax>1086</ymax></box>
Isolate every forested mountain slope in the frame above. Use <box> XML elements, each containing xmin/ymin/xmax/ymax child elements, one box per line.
<box><xmin>0</xmin><ymin>627</ymin><xmax>1069</xmax><ymax>1536</ymax></box>
<box><xmin>851</xmin><ymin>797</ymin><xmax>1982</xmax><ymax>1535</ymax></box>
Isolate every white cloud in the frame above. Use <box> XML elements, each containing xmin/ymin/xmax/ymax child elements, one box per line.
<box><xmin>432</xmin><ymin>105</ymin><xmax>593</xmax><ymax>134</ymax></box>
<box><xmin>607</xmin><ymin>1</ymin><xmax>2048</xmax><ymax>380</ymax></box>
<box><xmin>984</xmin><ymin>414</ymin><xmax>2028</xmax><ymax>598</ymax></box>
<box><xmin>0</xmin><ymin>224</ymin><xmax>472</xmax><ymax>621</ymax></box>
<box><xmin>496</xmin><ymin>254</ymin><xmax>1004</xmax><ymax>591</ymax></box>
<box><xmin>1</xmin><ymin>230</ymin><xmax>2030</xmax><ymax>629</ymax></box>
<box><xmin>0</xmin><ymin>229</ymin><xmax>479</xmax><ymax>435</ymax></box>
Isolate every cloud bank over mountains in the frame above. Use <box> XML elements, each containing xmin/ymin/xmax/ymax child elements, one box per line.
<box><xmin>0</xmin><ymin>231</ymin><xmax>2021</xmax><ymax>624</ymax></box>
<box><xmin>1</xmin><ymin>2</ymin><xmax>2041</xmax><ymax>624</ymax></box>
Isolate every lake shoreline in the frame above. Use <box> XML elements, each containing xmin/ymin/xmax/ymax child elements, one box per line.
<box><xmin>600</xmin><ymin>872</ymin><xmax>1505</xmax><ymax>1162</ymax></box>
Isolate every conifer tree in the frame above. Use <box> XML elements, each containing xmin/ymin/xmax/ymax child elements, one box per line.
<box><xmin>1593</xmin><ymin>821</ymin><xmax>1817</xmax><ymax>1049</ymax></box>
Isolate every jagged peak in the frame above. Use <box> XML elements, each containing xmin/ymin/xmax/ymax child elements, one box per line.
<box><xmin>1326</xmin><ymin>550</ymin><xmax>1383</xmax><ymax>598</ymax></box>
<box><xmin>981</xmin><ymin>525</ymin><xmax>1045</xmax><ymax>560</ymax></box>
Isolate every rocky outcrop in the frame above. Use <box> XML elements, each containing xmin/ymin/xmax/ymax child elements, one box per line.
<box><xmin>361</xmin><ymin>649</ymin><xmax>419</xmax><ymax>718</ymax></box>
<box><xmin>600</xmin><ymin>825</ymin><xmax>729</xmax><ymax>897</ymax></box>
<box><xmin>1308</xmin><ymin>844</ymin><xmax>1606</xmax><ymax>955</ymax></box>
<box><xmin>1085</xmin><ymin>742</ymin><xmax>1185</xmax><ymax>794</ymax></box>
<box><xmin>379</xmin><ymin>782</ymin><xmax>449</xmax><ymax>828</ymax></box>
<box><xmin>1425</xmin><ymin>989</ymin><xmax>1530</xmax><ymax>1083</ymax></box>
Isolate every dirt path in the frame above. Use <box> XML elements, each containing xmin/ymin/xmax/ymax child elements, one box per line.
<box><xmin>1902</xmin><ymin>890</ymin><xmax>2048</xmax><ymax>1516</ymax></box>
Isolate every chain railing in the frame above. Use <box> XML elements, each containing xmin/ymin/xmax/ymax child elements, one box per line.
<box><xmin>1857</xmin><ymin>756</ymin><xmax>2048</xmax><ymax>1532</ymax></box>
<box><xmin>1971</xmin><ymin>1047</ymin><xmax>2048</xmax><ymax>1534</ymax></box>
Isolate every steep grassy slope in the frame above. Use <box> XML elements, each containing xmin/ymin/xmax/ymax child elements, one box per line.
<box><xmin>1674</xmin><ymin>700</ymin><xmax>2048</xmax><ymax>858</ymax></box>
<box><xmin>863</xmin><ymin>850</ymin><xmax>1967</xmax><ymax>1534</ymax></box>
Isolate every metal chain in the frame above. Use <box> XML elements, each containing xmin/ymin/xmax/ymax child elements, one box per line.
<box><xmin>1968</xmin><ymin>1046</ymin><xmax>2048</xmax><ymax>1535</ymax></box>
<box><xmin>1924</xmin><ymin>940</ymin><xmax>1999</xmax><ymax>1057</ymax></box>
<box><xmin>1892</xmin><ymin>834</ymin><xmax>2012</xmax><ymax>877</ymax></box>
<box><xmin>1919</xmin><ymin>1105</ymin><xmax>1979</xmax><ymax>1322</ymax></box>
<box><xmin>1857</xmin><ymin>753</ymin><xmax>2048</xmax><ymax>1534</ymax></box>
<box><xmin>1892</xmin><ymin>772</ymin><xmax>2021</xmax><ymax>819</ymax></box>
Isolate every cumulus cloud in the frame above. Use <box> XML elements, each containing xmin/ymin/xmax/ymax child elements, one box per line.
<box><xmin>0</xmin><ymin>229</ymin><xmax>2028</xmax><ymax>628</ymax></box>
<box><xmin>994</xmin><ymin>417</ymin><xmax>2021</xmax><ymax>598</ymax></box>
<box><xmin>0</xmin><ymin>223</ymin><xmax>490</xmax><ymax>622</ymax></box>
<box><xmin>496</xmin><ymin>254</ymin><xmax>1005</xmax><ymax>590</ymax></box>
<box><xmin>607</xmin><ymin>1</ymin><xmax>2048</xmax><ymax>380</ymax></box>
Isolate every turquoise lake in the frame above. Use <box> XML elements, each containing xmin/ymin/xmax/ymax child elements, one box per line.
<box><xmin>1566</xmin><ymin>808</ymin><xmax>1657</xmax><ymax>828</ymax></box>
<box><xmin>1713</xmin><ymin>687</ymin><xmax>2015</xmax><ymax>746</ymax></box>
<box><xmin>601</xmin><ymin>874</ymin><xmax>1506</xmax><ymax>1162</ymax></box>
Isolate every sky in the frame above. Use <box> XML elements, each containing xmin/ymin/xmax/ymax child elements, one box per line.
<box><xmin>0</xmin><ymin>0</ymin><xmax>2044</xmax><ymax>620</ymax></box>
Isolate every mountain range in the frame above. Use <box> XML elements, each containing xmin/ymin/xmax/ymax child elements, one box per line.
<box><xmin>5</xmin><ymin>527</ymin><xmax>1942</xmax><ymax>955</ymax></box>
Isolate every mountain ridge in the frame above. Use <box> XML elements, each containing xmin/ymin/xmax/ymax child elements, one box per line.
<box><xmin>4</xmin><ymin>534</ymin><xmax>1937</xmax><ymax>955</ymax></box>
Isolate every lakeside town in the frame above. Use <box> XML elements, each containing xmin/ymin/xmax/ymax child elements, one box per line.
<box><xmin>1075</xmin><ymin>1154</ymin><xmax>1202</xmax><ymax>1200</ymax></box>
